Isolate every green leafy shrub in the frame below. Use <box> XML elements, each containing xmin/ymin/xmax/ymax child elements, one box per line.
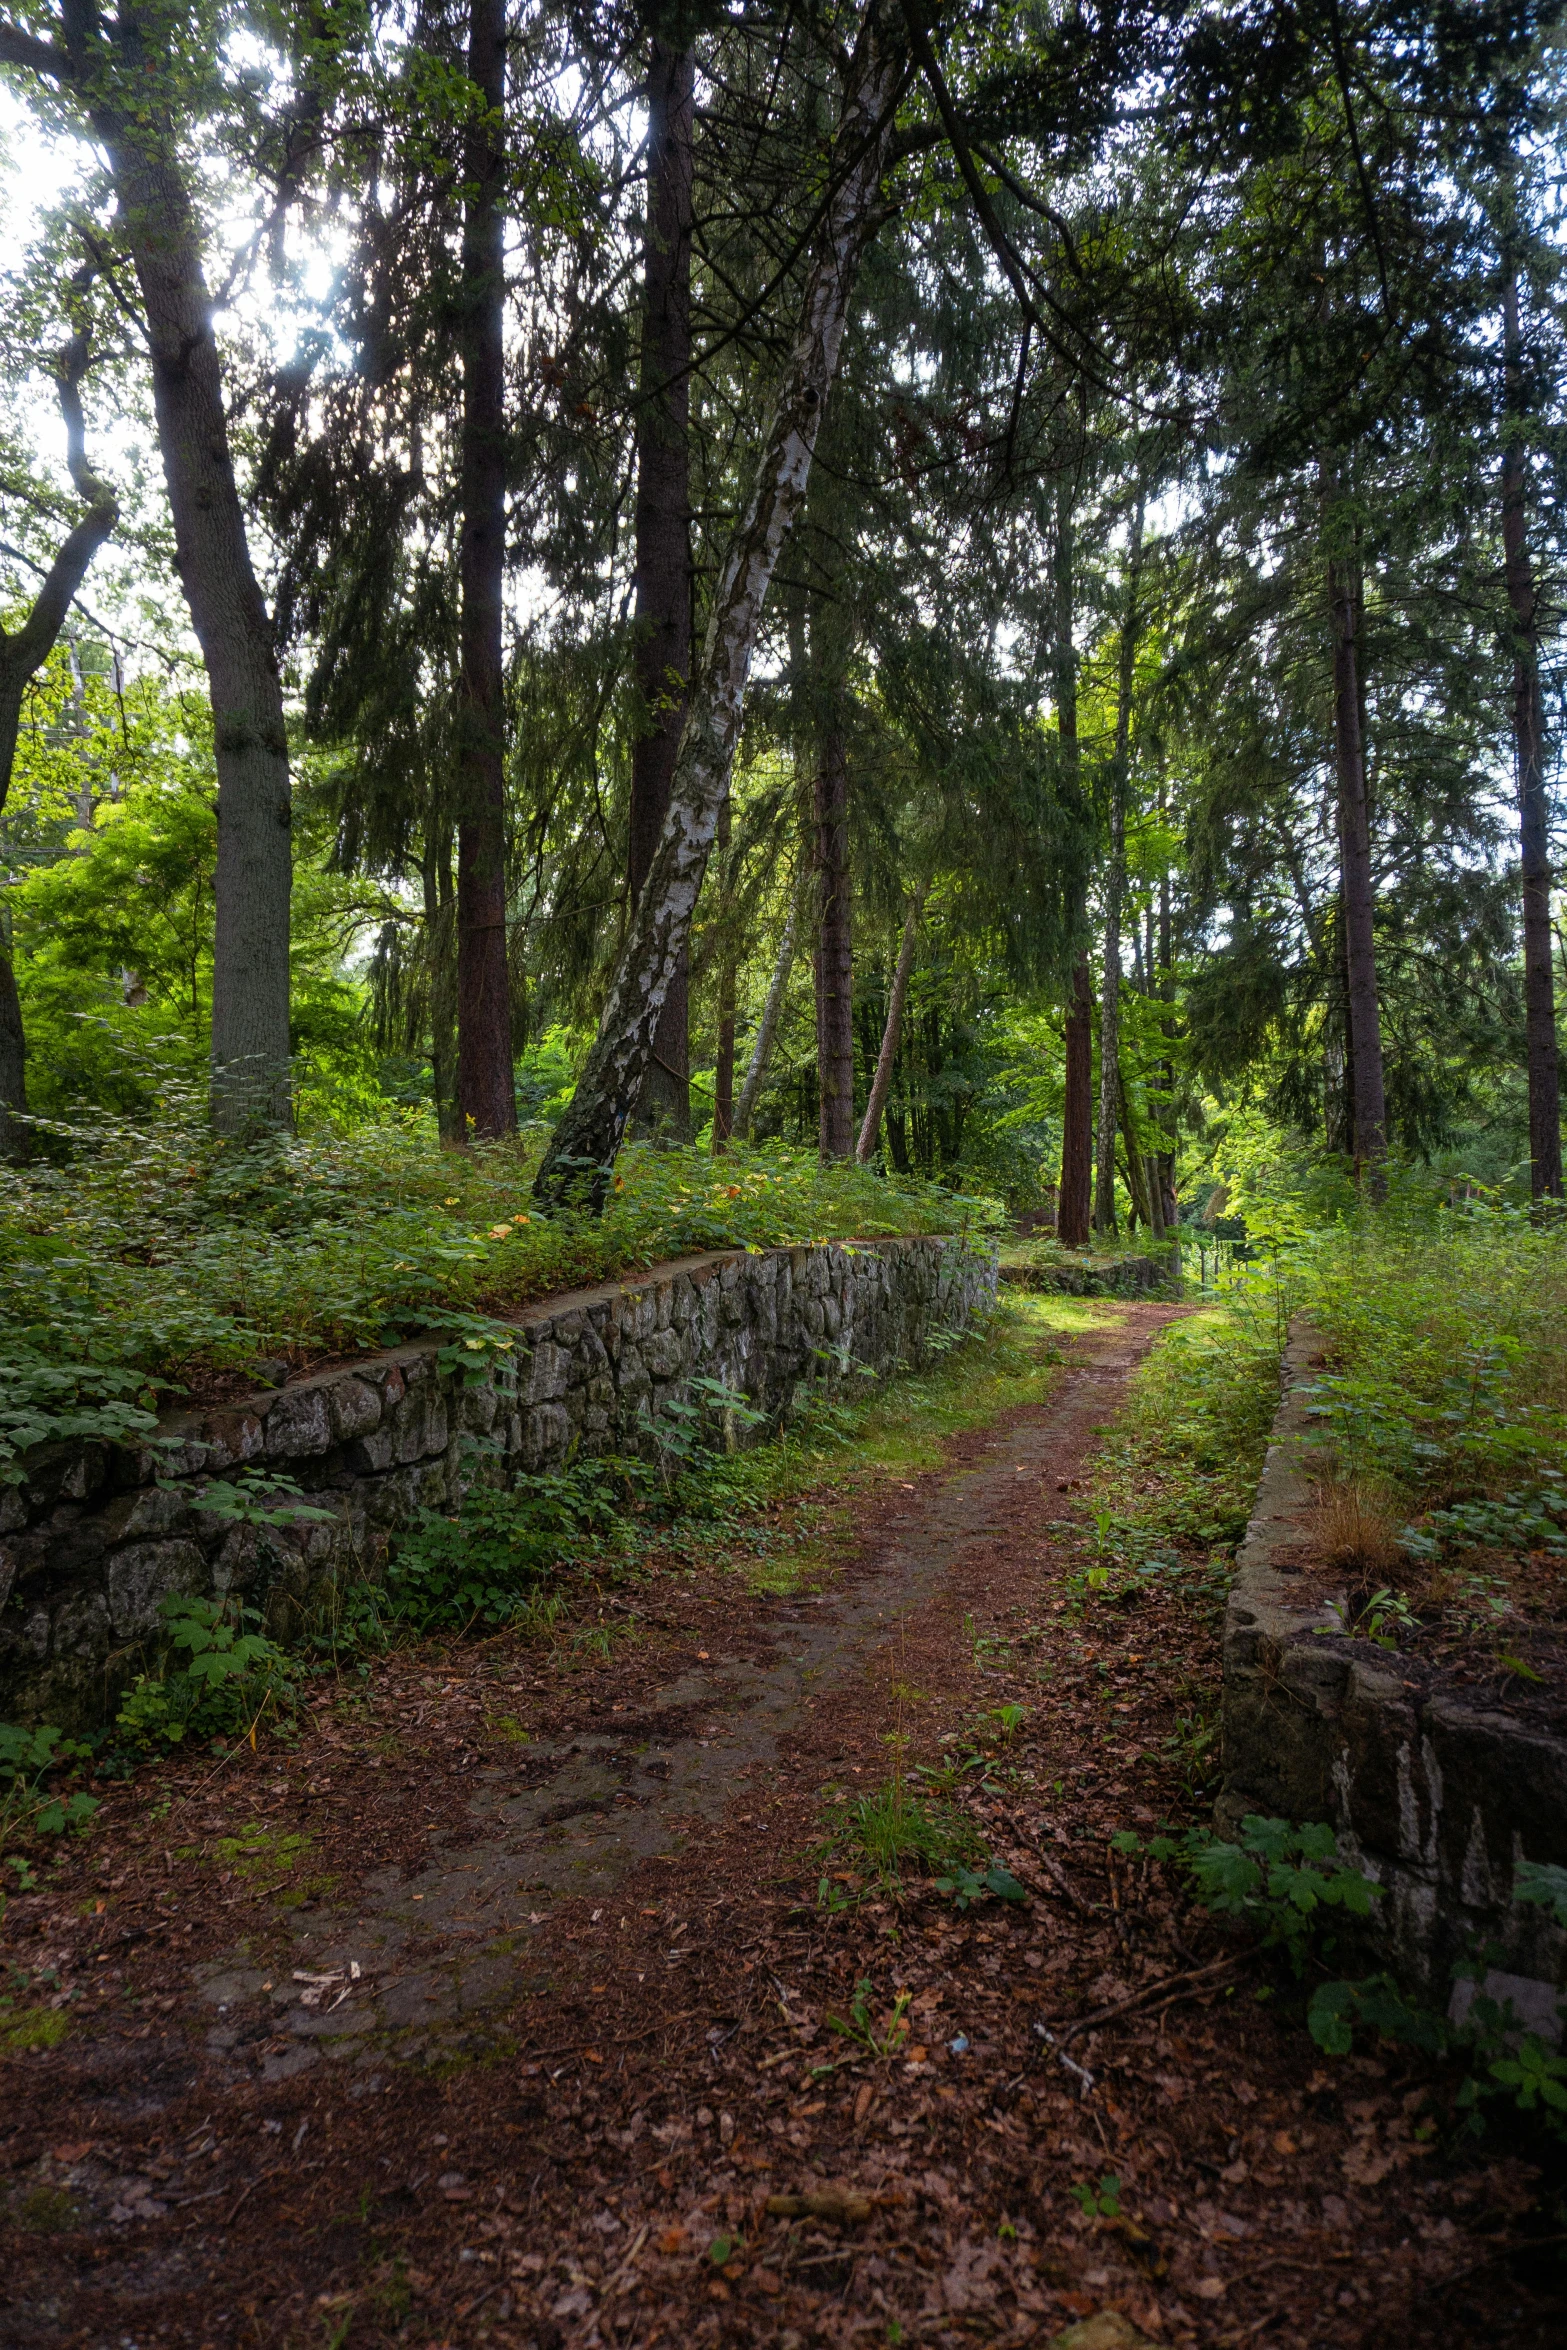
<box><xmin>0</xmin><ymin>1348</ymin><xmax>162</xmax><ymax>1486</ymax></box>
<box><xmin>0</xmin><ymin>1722</ymin><xmax>100</xmax><ymax>1840</ymax></box>
<box><xmin>1113</xmin><ymin>1813</ymin><xmax>1380</xmax><ymax>1972</ymax></box>
<box><xmin>0</xmin><ymin>1071</ymin><xmax>994</xmax><ymax>1398</ymax></box>
<box><xmin>1300</xmin><ymin>1213</ymin><xmax>1567</xmax><ymax>1517</ymax></box>
<box><xmin>114</xmin><ymin>1595</ymin><xmax>300</xmax><ymax>1750</ymax></box>
<box><xmin>385</xmin><ymin>1463</ymin><xmax>646</xmax><ymax>1632</ymax></box>
<box><xmin>1307</xmin><ymin>1968</ymin><xmax>1567</xmax><ymax>2139</ymax></box>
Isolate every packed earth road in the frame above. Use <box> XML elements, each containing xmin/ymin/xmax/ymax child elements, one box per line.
<box><xmin>1</xmin><ymin>1300</ymin><xmax>1561</xmax><ymax>2350</ymax></box>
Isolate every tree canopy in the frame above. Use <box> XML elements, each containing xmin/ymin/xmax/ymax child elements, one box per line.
<box><xmin>0</xmin><ymin>0</ymin><xmax>1562</xmax><ymax>1214</ymax></box>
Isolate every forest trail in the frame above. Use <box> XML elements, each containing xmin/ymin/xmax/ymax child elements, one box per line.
<box><xmin>2</xmin><ymin>1302</ymin><xmax>1557</xmax><ymax>2350</ymax></box>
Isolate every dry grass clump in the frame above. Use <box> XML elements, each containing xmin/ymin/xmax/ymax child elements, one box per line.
<box><xmin>1312</xmin><ymin>1477</ymin><xmax>1405</xmax><ymax>1575</ymax></box>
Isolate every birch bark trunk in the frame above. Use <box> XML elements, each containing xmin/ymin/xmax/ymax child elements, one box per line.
<box><xmin>535</xmin><ymin>6</ymin><xmax>904</xmax><ymax>1205</ymax></box>
<box><xmin>1501</xmin><ymin>265</ymin><xmax>1563</xmax><ymax>1199</ymax></box>
<box><xmin>454</xmin><ymin>0</ymin><xmax>517</xmax><ymax>1139</ymax></box>
<box><xmin>629</xmin><ymin>33</ymin><xmax>696</xmax><ymax>1141</ymax></box>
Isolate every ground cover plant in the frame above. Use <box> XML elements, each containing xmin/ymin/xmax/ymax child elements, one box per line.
<box><xmin>0</xmin><ymin>1072</ymin><xmax>993</xmax><ymax>1452</ymax></box>
<box><xmin>1289</xmin><ymin>1211</ymin><xmax>1567</xmax><ymax>1708</ymax></box>
<box><xmin>3</xmin><ymin>1296</ymin><xmax>1565</xmax><ymax>2347</ymax></box>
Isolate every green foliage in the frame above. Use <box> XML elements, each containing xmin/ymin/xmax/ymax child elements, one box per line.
<box><xmin>0</xmin><ymin>1722</ymin><xmax>100</xmax><ymax>1841</ymax></box>
<box><xmin>114</xmin><ymin>1595</ymin><xmax>300</xmax><ymax>1751</ymax></box>
<box><xmin>1114</xmin><ymin>1814</ymin><xmax>1379</xmax><ymax>1973</ymax></box>
<box><xmin>815</xmin><ymin>1769</ymin><xmax>1024</xmax><ymax>1914</ymax></box>
<box><xmin>0</xmin><ymin>2005</ymin><xmax>69</xmax><ymax>2054</ymax></box>
<box><xmin>192</xmin><ymin>1471</ymin><xmax>337</xmax><ymax>1531</ymax></box>
<box><xmin>1078</xmin><ymin>1307</ymin><xmax>1283</xmax><ymax>1611</ymax></box>
<box><xmin>825</xmin><ymin>1977</ymin><xmax>914</xmax><ymax>2059</ymax></box>
<box><xmin>1307</xmin><ymin>1968</ymin><xmax>1567</xmax><ymax>2141</ymax></box>
<box><xmin>1514</xmin><ymin>1861</ymin><xmax>1567</xmax><ymax>1929</ymax></box>
<box><xmin>0</xmin><ymin>1347</ymin><xmax>162</xmax><ymax>1485</ymax></box>
<box><xmin>1300</xmin><ymin>1213</ymin><xmax>1567</xmax><ymax>1512</ymax></box>
<box><xmin>1305</xmin><ymin>1972</ymin><xmax>1451</xmax><ymax>2060</ymax></box>
<box><xmin>1069</xmin><ymin>2174</ymin><xmax>1122</xmax><ymax>2220</ymax></box>
<box><xmin>1314</xmin><ymin>1585</ymin><xmax>1423</xmax><ymax>1649</ymax></box>
<box><xmin>0</xmin><ymin>1072</ymin><xmax>989</xmax><ymax>1395</ymax></box>
<box><xmin>385</xmin><ymin>1463</ymin><xmax>644</xmax><ymax>1633</ymax></box>
<box><xmin>818</xmin><ymin>1779</ymin><xmax>976</xmax><ymax>1896</ymax></box>
<box><xmin>933</xmin><ymin>1860</ymin><xmax>1029</xmax><ymax>1911</ymax></box>
<box><xmin>4</xmin><ymin>665</ymin><xmax>391</xmax><ymax>1122</ymax></box>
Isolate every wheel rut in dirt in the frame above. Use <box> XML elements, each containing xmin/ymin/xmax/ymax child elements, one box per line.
<box><xmin>5</xmin><ymin>1297</ymin><xmax>1559</xmax><ymax>2350</ymax></box>
<box><xmin>192</xmin><ymin>1312</ymin><xmax>1177</xmax><ymax>2080</ymax></box>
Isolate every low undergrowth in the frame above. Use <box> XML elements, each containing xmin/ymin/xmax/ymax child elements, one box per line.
<box><xmin>0</xmin><ymin>1071</ymin><xmax>996</xmax><ymax>1464</ymax></box>
<box><xmin>1066</xmin><ymin>1299</ymin><xmax>1283</xmax><ymax>1628</ymax></box>
<box><xmin>1292</xmin><ymin>1212</ymin><xmax>1567</xmax><ymax>1688</ymax></box>
<box><xmin>0</xmin><ymin>1299</ymin><xmax>1072</xmax><ymax>1893</ymax></box>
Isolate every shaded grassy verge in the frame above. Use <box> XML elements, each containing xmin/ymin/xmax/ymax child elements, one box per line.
<box><xmin>686</xmin><ymin>1292</ymin><xmax>1117</xmax><ymax>1594</ymax></box>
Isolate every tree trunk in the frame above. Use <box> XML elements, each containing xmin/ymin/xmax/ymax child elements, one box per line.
<box><xmin>1502</xmin><ymin>265</ymin><xmax>1563</xmax><ymax>1198</ymax></box>
<box><xmin>627</xmin><ymin>34</ymin><xmax>696</xmax><ymax>1142</ymax></box>
<box><xmin>422</xmin><ymin>846</ymin><xmax>461</xmax><ymax>1144</ymax></box>
<box><xmin>712</xmin><ymin>793</ymin><xmax>735</xmax><ymax>1150</ymax></box>
<box><xmin>534</xmin><ymin>7</ymin><xmax>904</xmax><ymax>1206</ymax></box>
<box><xmin>1094</xmin><ymin>492</ymin><xmax>1144</xmax><ymax>1233</ymax></box>
<box><xmin>82</xmin><ymin>10</ymin><xmax>293</xmax><ymax>1132</ymax></box>
<box><xmin>453</xmin><ymin>0</ymin><xmax>516</xmax><ymax>1142</ymax></box>
<box><xmin>1058</xmin><ymin>952</ymin><xmax>1093</xmax><ymax>1244</ymax></box>
<box><xmin>733</xmin><ymin>892</ymin><xmax>798</xmax><ymax>1141</ymax></box>
<box><xmin>814</xmin><ymin>723</ymin><xmax>855</xmax><ymax>1158</ymax></box>
<box><xmin>856</xmin><ymin>889</ymin><xmax>923</xmax><ymax>1162</ymax></box>
<box><xmin>1322</xmin><ymin>471</ymin><xmax>1387</xmax><ymax>1182</ymax></box>
<box><xmin>1052</xmin><ymin>478</ymin><xmax>1093</xmax><ymax>1246</ymax></box>
<box><xmin>1156</xmin><ymin>866</ymin><xmax>1177</xmax><ymax>1234</ymax></box>
<box><xmin>1116</xmin><ymin>1075</ymin><xmax>1153</xmax><ymax>1227</ymax></box>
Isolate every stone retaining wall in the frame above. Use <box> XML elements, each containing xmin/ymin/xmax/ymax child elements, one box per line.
<box><xmin>999</xmin><ymin>1250</ymin><xmax>1173</xmax><ymax>1298</ymax></box>
<box><xmin>1</xmin><ymin>1234</ymin><xmax>996</xmax><ymax>1732</ymax></box>
<box><xmin>1220</xmin><ymin>1323</ymin><xmax>1567</xmax><ymax>2009</ymax></box>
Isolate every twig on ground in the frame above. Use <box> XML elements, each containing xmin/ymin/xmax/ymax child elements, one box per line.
<box><xmin>524</xmin><ymin>2009</ymin><xmax>701</xmax><ymax>2065</ymax></box>
<box><xmin>1048</xmin><ymin>1949</ymin><xmax>1246</xmax><ymax>2044</ymax></box>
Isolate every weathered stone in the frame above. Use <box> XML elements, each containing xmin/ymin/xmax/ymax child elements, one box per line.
<box><xmin>391</xmin><ymin>1379</ymin><xmax>448</xmax><ymax>1465</ymax></box>
<box><xmin>51</xmin><ymin>1590</ymin><xmax>111</xmax><ymax>1663</ymax></box>
<box><xmin>22</xmin><ymin>1439</ymin><xmax>109</xmax><ymax>1516</ymax></box>
<box><xmin>262</xmin><ymin>1387</ymin><xmax>334</xmax><ymax>1461</ymax></box>
<box><xmin>1</xmin><ymin>1235</ymin><xmax>996</xmax><ymax>1728</ymax></box>
<box><xmin>328</xmin><ymin>1378</ymin><xmax>382</xmax><ymax>1443</ymax></box>
<box><xmin>189</xmin><ymin>1413</ymin><xmax>266</xmax><ymax>1474</ymax></box>
<box><xmin>1221</xmin><ymin>1320</ymin><xmax>1567</xmax><ymax>1997</ymax></box>
<box><xmin>522</xmin><ymin>1342</ymin><xmax>571</xmax><ymax>1407</ymax></box>
<box><xmin>106</xmin><ymin>1541</ymin><xmax>208</xmax><ymax>1639</ymax></box>
<box><xmin>346</xmin><ymin>1428</ymin><xmax>397</xmax><ymax>1475</ymax></box>
<box><xmin>95</xmin><ymin>1485</ymin><xmax>192</xmax><ymax>1546</ymax></box>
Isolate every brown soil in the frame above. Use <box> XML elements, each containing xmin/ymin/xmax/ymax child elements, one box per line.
<box><xmin>2</xmin><ymin>1301</ymin><xmax>1561</xmax><ymax>2350</ymax></box>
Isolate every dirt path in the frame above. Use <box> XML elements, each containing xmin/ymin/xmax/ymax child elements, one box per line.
<box><xmin>2</xmin><ymin>1301</ymin><xmax>1559</xmax><ymax>2349</ymax></box>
